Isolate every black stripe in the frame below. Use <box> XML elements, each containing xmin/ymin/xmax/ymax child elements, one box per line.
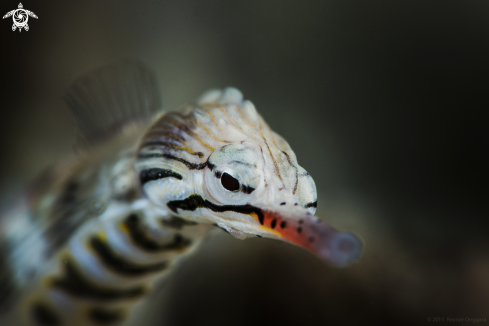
<box><xmin>31</xmin><ymin>301</ymin><xmax>61</xmax><ymax>326</ymax></box>
<box><xmin>138</xmin><ymin>153</ymin><xmax>208</xmax><ymax>170</ymax></box>
<box><xmin>88</xmin><ymin>307</ymin><xmax>124</xmax><ymax>324</ymax></box>
<box><xmin>167</xmin><ymin>194</ymin><xmax>265</xmax><ymax>225</ymax></box>
<box><xmin>241</xmin><ymin>185</ymin><xmax>255</xmax><ymax>194</ymax></box>
<box><xmin>143</xmin><ymin>141</ymin><xmax>204</xmax><ymax>158</ymax></box>
<box><xmin>258</xmin><ymin>214</ymin><xmax>264</xmax><ymax>225</ymax></box>
<box><xmin>139</xmin><ymin>168</ymin><xmax>182</xmax><ymax>185</ymax></box>
<box><xmin>51</xmin><ymin>258</ymin><xmax>145</xmax><ymax>301</ymax></box>
<box><xmin>45</xmin><ymin>170</ymin><xmax>103</xmax><ymax>256</ymax></box>
<box><xmin>89</xmin><ymin>236</ymin><xmax>168</xmax><ymax>277</ymax></box>
<box><xmin>124</xmin><ymin>214</ymin><xmax>192</xmax><ymax>252</ymax></box>
<box><xmin>44</xmin><ymin>179</ymin><xmax>81</xmax><ymax>256</ymax></box>
<box><xmin>305</xmin><ymin>201</ymin><xmax>317</xmax><ymax>208</ymax></box>
<box><xmin>167</xmin><ymin>195</ymin><xmax>205</xmax><ymax>214</ymax></box>
<box><xmin>160</xmin><ymin>215</ymin><xmax>198</xmax><ymax>230</ymax></box>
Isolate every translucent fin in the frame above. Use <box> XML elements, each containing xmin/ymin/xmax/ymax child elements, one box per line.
<box><xmin>64</xmin><ymin>60</ymin><xmax>162</xmax><ymax>148</ymax></box>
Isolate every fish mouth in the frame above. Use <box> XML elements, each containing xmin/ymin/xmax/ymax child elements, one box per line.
<box><xmin>253</xmin><ymin>208</ymin><xmax>363</xmax><ymax>267</ymax></box>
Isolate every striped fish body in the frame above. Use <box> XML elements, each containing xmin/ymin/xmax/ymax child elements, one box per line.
<box><xmin>1</xmin><ymin>120</ymin><xmax>213</xmax><ymax>326</ymax></box>
<box><xmin>0</xmin><ymin>62</ymin><xmax>363</xmax><ymax>326</ymax></box>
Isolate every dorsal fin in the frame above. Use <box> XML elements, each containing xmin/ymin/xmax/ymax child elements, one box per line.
<box><xmin>64</xmin><ymin>60</ymin><xmax>162</xmax><ymax>148</ymax></box>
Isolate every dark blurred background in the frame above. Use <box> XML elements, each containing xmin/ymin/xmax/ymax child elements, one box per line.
<box><xmin>1</xmin><ymin>1</ymin><xmax>488</xmax><ymax>325</ymax></box>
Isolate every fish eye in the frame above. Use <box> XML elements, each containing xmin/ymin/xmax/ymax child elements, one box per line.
<box><xmin>221</xmin><ymin>172</ymin><xmax>240</xmax><ymax>192</ymax></box>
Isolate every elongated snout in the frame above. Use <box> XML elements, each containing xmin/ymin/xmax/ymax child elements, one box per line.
<box><xmin>257</xmin><ymin>209</ymin><xmax>363</xmax><ymax>267</ymax></box>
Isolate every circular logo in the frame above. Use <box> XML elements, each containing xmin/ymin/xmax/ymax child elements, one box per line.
<box><xmin>13</xmin><ymin>9</ymin><xmax>28</xmax><ymax>27</ymax></box>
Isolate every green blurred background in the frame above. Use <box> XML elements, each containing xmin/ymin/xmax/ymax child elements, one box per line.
<box><xmin>1</xmin><ymin>1</ymin><xmax>488</xmax><ymax>325</ymax></box>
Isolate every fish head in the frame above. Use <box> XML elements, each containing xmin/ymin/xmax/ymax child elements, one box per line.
<box><xmin>136</xmin><ymin>87</ymin><xmax>363</xmax><ymax>267</ymax></box>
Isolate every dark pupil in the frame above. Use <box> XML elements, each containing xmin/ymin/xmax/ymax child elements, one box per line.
<box><xmin>221</xmin><ymin>173</ymin><xmax>240</xmax><ymax>192</ymax></box>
